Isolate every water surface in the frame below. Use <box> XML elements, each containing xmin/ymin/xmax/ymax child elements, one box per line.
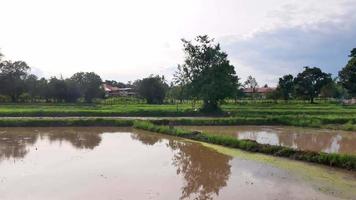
<box><xmin>0</xmin><ymin>127</ymin><xmax>355</xmax><ymax>200</ymax></box>
<box><xmin>180</xmin><ymin>125</ymin><xmax>356</xmax><ymax>154</ymax></box>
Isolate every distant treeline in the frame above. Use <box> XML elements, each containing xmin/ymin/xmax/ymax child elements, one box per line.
<box><xmin>1</xmin><ymin>36</ymin><xmax>355</xmax><ymax>108</ymax></box>
<box><xmin>0</xmin><ymin>60</ymin><xmax>103</xmax><ymax>103</ymax></box>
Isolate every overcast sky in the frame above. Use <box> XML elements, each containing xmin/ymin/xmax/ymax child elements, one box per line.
<box><xmin>1</xmin><ymin>0</ymin><xmax>355</xmax><ymax>86</ymax></box>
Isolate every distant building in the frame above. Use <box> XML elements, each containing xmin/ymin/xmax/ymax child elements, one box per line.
<box><xmin>102</xmin><ymin>84</ymin><xmax>136</xmax><ymax>97</ymax></box>
<box><xmin>243</xmin><ymin>86</ymin><xmax>276</xmax><ymax>98</ymax></box>
<box><xmin>342</xmin><ymin>98</ymin><xmax>356</xmax><ymax>105</ymax></box>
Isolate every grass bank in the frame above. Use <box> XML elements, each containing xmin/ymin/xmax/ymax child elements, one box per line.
<box><xmin>153</xmin><ymin>116</ymin><xmax>356</xmax><ymax>131</ymax></box>
<box><xmin>0</xmin><ymin>115</ymin><xmax>355</xmax><ymax>131</ymax></box>
<box><xmin>133</xmin><ymin>121</ymin><xmax>356</xmax><ymax>170</ymax></box>
<box><xmin>0</xmin><ymin>118</ymin><xmax>133</xmax><ymax>127</ymax></box>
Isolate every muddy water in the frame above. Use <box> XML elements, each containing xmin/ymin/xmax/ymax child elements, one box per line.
<box><xmin>0</xmin><ymin>127</ymin><xmax>355</xmax><ymax>200</ymax></box>
<box><xmin>180</xmin><ymin>126</ymin><xmax>356</xmax><ymax>154</ymax></box>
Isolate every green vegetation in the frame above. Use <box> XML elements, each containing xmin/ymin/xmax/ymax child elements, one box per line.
<box><xmin>294</xmin><ymin>67</ymin><xmax>332</xmax><ymax>103</ymax></box>
<box><xmin>0</xmin><ymin>118</ymin><xmax>133</xmax><ymax>127</ymax></box>
<box><xmin>0</xmin><ymin>102</ymin><xmax>355</xmax><ymax>130</ymax></box>
<box><xmin>0</xmin><ymin>103</ymin><xmax>198</xmax><ymax>117</ymax></box>
<box><xmin>174</xmin><ymin>35</ymin><xmax>238</xmax><ymax>112</ymax></box>
<box><xmin>134</xmin><ymin>75</ymin><xmax>168</xmax><ymax>104</ymax></box>
<box><xmin>339</xmin><ymin>48</ymin><xmax>356</xmax><ymax>96</ymax></box>
<box><xmin>133</xmin><ymin>121</ymin><xmax>356</xmax><ymax>170</ymax></box>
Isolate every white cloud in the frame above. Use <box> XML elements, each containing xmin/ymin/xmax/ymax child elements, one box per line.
<box><xmin>0</xmin><ymin>0</ymin><xmax>355</xmax><ymax>84</ymax></box>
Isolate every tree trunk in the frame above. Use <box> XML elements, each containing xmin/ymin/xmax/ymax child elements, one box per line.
<box><xmin>202</xmin><ymin>100</ymin><xmax>219</xmax><ymax>112</ymax></box>
<box><xmin>10</xmin><ymin>95</ymin><xmax>17</xmax><ymax>103</ymax></box>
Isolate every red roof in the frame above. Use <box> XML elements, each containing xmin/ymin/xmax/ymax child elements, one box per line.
<box><xmin>103</xmin><ymin>84</ymin><xmax>134</xmax><ymax>92</ymax></box>
<box><xmin>103</xmin><ymin>84</ymin><xmax>120</xmax><ymax>92</ymax></box>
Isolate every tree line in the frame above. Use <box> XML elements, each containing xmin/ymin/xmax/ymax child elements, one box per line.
<box><xmin>276</xmin><ymin>50</ymin><xmax>356</xmax><ymax>103</ymax></box>
<box><xmin>0</xmin><ymin>55</ymin><xmax>103</xmax><ymax>103</ymax></box>
<box><xmin>1</xmin><ymin>36</ymin><xmax>355</xmax><ymax>110</ymax></box>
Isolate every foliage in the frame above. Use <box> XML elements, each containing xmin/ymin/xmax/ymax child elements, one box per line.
<box><xmin>25</xmin><ymin>74</ymin><xmax>39</xmax><ymax>100</ymax></box>
<box><xmin>104</xmin><ymin>80</ymin><xmax>128</xmax><ymax>88</ymax></box>
<box><xmin>349</xmin><ymin>48</ymin><xmax>356</xmax><ymax>58</ymax></box>
<box><xmin>175</xmin><ymin>35</ymin><xmax>238</xmax><ymax>112</ymax></box>
<box><xmin>277</xmin><ymin>74</ymin><xmax>294</xmax><ymax>101</ymax></box>
<box><xmin>71</xmin><ymin>72</ymin><xmax>103</xmax><ymax>102</ymax></box>
<box><xmin>135</xmin><ymin>75</ymin><xmax>168</xmax><ymax>104</ymax></box>
<box><xmin>320</xmin><ymin>79</ymin><xmax>348</xmax><ymax>99</ymax></box>
<box><xmin>244</xmin><ymin>75</ymin><xmax>258</xmax><ymax>91</ymax></box>
<box><xmin>47</xmin><ymin>77</ymin><xmax>67</xmax><ymax>102</ymax></box>
<box><xmin>339</xmin><ymin>48</ymin><xmax>356</xmax><ymax>96</ymax></box>
<box><xmin>294</xmin><ymin>66</ymin><xmax>332</xmax><ymax>103</ymax></box>
<box><xmin>0</xmin><ymin>60</ymin><xmax>30</xmax><ymax>102</ymax></box>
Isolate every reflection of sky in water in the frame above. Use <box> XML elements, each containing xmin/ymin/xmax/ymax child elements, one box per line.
<box><xmin>323</xmin><ymin>135</ymin><xmax>342</xmax><ymax>154</ymax></box>
<box><xmin>227</xmin><ymin>128</ymin><xmax>355</xmax><ymax>154</ymax></box>
<box><xmin>182</xmin><ymin>125</ymin><xmax>356</xmax><ymax>154</ymax></box>
<box><xmin>237</xmin><ymin>131</ymin><xmax>280</xmax><ymax>146</ymax></box>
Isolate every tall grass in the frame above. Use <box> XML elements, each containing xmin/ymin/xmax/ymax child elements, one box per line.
<box><xmin>133</xmin><ymin>121</ymin><xmax>356</xmax><ymax>170</ymax></box>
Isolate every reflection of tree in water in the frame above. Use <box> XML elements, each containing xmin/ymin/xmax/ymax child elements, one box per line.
<box><xmin>0</xmin><ymin>132</ymin><xmax>38</xmax><ymax>162</ymax></box>
<box><xmin>131</xmin><ymin>131</ymin><xmax>232</xmax><ymax>200</ymax></box>
<box><xmin>46</xmin><ymin>130</ymin><xmax>102</xmax><ymax>150</ymax></box>
<box><xmin>130</xmin><ymin>131</ymin><xmax>162</xmax><ymax>146</ymax></box>
<box><xmin>169</xmin><ymin>140</ymin><xmax>231</xmax><ymax>200</ymax></box>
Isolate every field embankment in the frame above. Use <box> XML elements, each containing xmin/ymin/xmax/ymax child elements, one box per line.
<box><xmin>133</xmin><ymin>120</ymin><xmax>356</xmax><ymax>170</ymax></box>
<box><xmin>0</xmin><ymin>102</ymin><xmax>355</xmax><ymax>130</ymax></box>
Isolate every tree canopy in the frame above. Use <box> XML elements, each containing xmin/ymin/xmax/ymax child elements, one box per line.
<box><xmin>294</xmin><ymin>66</ymin><xmax>332</xmax><ymax>103</ymax></box>
<box><xmin>349</xmin><ymin>48</ymin><xmax>356</xmax><ymax>58</ymax></box>
<box><xmin>135</xmin><ymin>75</ymin><xmax>168</xmax><ymax>104</ymax></box>
<box><xmin>277</xmin><ymin>74</ymin><xmax>294</xmax><ymax>101</ymax></box>
<box><xmin>339</xmin><ymin>48</ymin><xmax>356</xmax><ymax>96</ymax></box>
<box><xmin>0</xmin><ymin>60</ymin><xmax>30</xmax><ymax>102</ymax></box>
<box><xmin>71</xmin><ymin>72</ymin><xmax>103</xmax><ymax>102</ymax></box>
<box><xmin>175</xmin><ymin>35</ymin><xmax>238</xmax><ymax>111</ymax></box>
<box><xmin>244</xmin><ymin>75</ymin><xmax>258</xmax><ymax>90</ymax></box>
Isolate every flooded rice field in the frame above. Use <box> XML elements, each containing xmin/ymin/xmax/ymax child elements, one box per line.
<box><xmin>180</xmin><ymin>126</ymin><xmax>356</xmax><ymax>155</ymax></box>
<box><xmin>0</xmin><ymin>127</ymin><xmax>355</xmax><ymax>200</ymax></box>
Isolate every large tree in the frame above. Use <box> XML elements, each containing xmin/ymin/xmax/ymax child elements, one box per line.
<box><xmin>25</xmin><ymin>74</ymin><xmax>39</xmax><ymax>101</ymax></box>
<box><xmin>277</xmin><ymin>74</ymin><xmax>294</xmax><ymax>101</ymax></box>
<box><xmin>71</xmin><ymin>72</ymin><xmax>103</xmax><ymax>102</ymax></box>
<box><xmin>320</xmin><ymin>79</ymin><xmax>347</xmax><ymax>99</ymax></box>
<box><xmin>175</xmin><ymin>35</ymin><xmax>238</xmax><ymax>111</ymax></box>
<box><xmin>37</xmin><ymin>77</ymin><xmax>50</xmax><ymax>102</ymax></box>
<box><xmin>135</xmin><ymin>75</ymin><xmax>168</xmax><ymax>104</ymax></box>
<box><xmin>47</xmin><ymin>77</ymin><xmax>67</xmax><ymax>102</ymax></box>
<box><xmin>64</xmin><ymin>78</ymin><xmax>81</xmax><ymax>102</ymax></box>
<box><xmin>339</xmin><ymin>48</ymin><xmax>356</xmax><ymax>97</ymax></box>
<box><xmin>0</xmin><ymin>60</ymin><xmax>30</xmax><ymax>102</ymax></box>
<box><xmin>294</xmin><ymin>66</ymin><xmax>332</xmax><ymax>103</ymax></box>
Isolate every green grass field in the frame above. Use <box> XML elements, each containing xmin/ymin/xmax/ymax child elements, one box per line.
<box><xmin>0</xmin><ymin>102</ymin><xmax>355</xmax><ymax>116</ymax></box>
<box><xmin>0</xmin><ymin>102</ymin><xmax>355</xmax><ymax>130</ymax></box>
<box><xmin>0</xmin><ymin>103</ymin><xmax>196</xmax><ymax>117</ymax></box>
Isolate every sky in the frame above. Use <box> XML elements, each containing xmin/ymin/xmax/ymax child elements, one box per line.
<box><xmin>0</xmin><ymin>0</ymin><xmax>355</xmax><ymax>86</ymax></box>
